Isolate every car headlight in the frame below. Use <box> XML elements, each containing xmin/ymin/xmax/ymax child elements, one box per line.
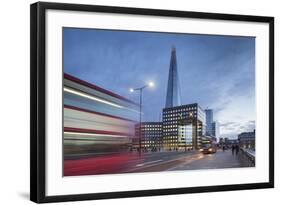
<box><xmin>199</xmin><ymin>149</ymin><xmax>203</xmax><ymax>151</ymax></box>
<box><xmin>208</xmin><ymin>148</ymin><xmax>212</xmax><ymax>151</ymax></box>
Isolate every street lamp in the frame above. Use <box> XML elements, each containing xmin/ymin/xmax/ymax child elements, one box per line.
<box><xmin>130</xmin><ymin>82</ymin><xmax>154</xmax><ymax>157</ymax></box>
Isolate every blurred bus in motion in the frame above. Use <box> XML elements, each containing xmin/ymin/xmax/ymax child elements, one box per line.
<box><xmin>63</xmin><ymin>73</ymin><xmax>139</xmax><ymax>176</ymax></box>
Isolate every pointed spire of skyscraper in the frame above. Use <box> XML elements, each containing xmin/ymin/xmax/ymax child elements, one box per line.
<box><xmin>165</xmin><ymin>47</ymin><xmax>181</xmax><ymax>108</ymax></box>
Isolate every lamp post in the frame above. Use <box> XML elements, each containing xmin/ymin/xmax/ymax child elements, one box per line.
<box><xmin>130</xmin><ymin>82</ymin><xmax>154</xmax><ymax>157</ymax></box>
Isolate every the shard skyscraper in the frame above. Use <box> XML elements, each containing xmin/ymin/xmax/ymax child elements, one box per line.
<box><xmin>165</xmin><ymin>47</ymin><xmax>181</xmax><ymax>108</ymax></box>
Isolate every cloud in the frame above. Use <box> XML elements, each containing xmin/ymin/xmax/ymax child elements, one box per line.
<box><xmin>220</xmin><ymin>122</ymin><xmax>239</xmax><ymax>127</ymax></box>
<box><xmin>219</xmin><ymin>120</ymin><xmax>255</xmax><ymax>139</ymax></box>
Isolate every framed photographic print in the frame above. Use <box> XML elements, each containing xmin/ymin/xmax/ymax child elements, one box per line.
<box><xmin>30</xmin><ymin>2</ymin><xmax>274</xmax><ymax>203</ymax></box>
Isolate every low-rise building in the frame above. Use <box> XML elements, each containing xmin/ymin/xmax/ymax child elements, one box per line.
<box><xmin>238</xmin><ymin>130</ymin><xmax>255</xmax><ymax>149</ymax></box>
<box><xmin>135</xmin><ymin>122</ymin><xmax>162</xmax><ymax>151</ymax></box>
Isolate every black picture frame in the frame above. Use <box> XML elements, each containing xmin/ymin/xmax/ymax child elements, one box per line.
<box><xmin>30</xmin><ymin>1</ymin><xmax>274</xmax><ymax>203</ymax></box>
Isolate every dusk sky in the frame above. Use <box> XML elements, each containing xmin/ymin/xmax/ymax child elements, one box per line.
<box><xmin>63</xmin><ymin>28</ymin><xmax>256</xmax><ymax>139</ymax></box>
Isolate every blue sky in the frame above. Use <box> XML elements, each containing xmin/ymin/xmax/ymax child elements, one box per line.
<box><xmin>63</xmin><ymin>28</ymin><xmax>256</xmax><ymax>139</ymax></box>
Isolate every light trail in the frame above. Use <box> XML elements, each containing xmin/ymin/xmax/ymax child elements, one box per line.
<box><xmin>64</xmin><ymin>87</ymin><xmax>123</xmax><ymax>108</ymax></box>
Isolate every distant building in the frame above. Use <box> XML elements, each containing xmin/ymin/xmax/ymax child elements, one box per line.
<box><xmin>220</xmin><ymin>138</ymin><xmax>238</xmax><ymax>148</ymax></box>
<box><xmin>238</xmin><ymin>130</ymin><xmax>255</xmax><ymax>149</ymax></box>
<box><xmin>212</xmin><ymin>121</ymin><xmax>220</xmax><ymax>139</ymax></box>
<box><xmin>162</xmin><ymin>103</ymin><xmax>206</xmax><ymax>150</ymax></box>
<box><xmin>227</xmin><ymin>139</ymin><xmax>238</xmax><ymax>145</ymax></box>
<box><xmin>224</xmin><ymin>137</ymin><xmax>229</xmax><ymax>144</ymax></box>
<box><xmin>219</xmin><ymin>137</ymin><xmax>224</xmax><ymax>144</ymax></box>
<box><xmin>135</xmin><ymin>122</ymin><xmax>162</xmax><ymax>150</ymax></box>
<box><xmin>205</xmin><ymin>109</ymin><xmax>213</xmax><ymax>136</ymax></box>
<box><xmin>205</xmin><ymin>109</ymin><xmax>220</xmax><ymax>140</ymax></box>
<box><xmin>165</xmin><ymin>47</ymin><xmax>181</xmax><ymax>108</ymax></box>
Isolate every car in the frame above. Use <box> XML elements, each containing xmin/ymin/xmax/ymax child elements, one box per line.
<box><xmin>199</xmin><ymin>144</ymin><xmax>217</xmax><ymax>154</ymax></box>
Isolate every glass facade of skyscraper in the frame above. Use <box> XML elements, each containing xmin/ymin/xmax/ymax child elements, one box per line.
<box><xmin>205</xmin><ymin>109</ymin><xmax>214</xmax><ymax>136</ymax></box>
<box><xmin>212</xmin><ymin>121</ymin><xmax>220</xmax><ymax>139</ymax></box>
<box><xmin>165</xmin><ymin>47</ymin><xmax>181</xmax><ymax>108</ymax></box>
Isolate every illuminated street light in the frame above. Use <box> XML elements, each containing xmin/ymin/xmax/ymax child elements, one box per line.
<box><xmin>148</xmin><ymin>81</ymin><xmax>154</xmax><ymax>87</ymax></box>
<box><xmin>130</xmin><ymin>82</ymin><xmax>155</xmax><ymax>157</ymax></box>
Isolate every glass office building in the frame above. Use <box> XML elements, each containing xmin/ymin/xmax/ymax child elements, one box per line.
<box><xmin>162</xmin><ymin>103</ymin><xmax>206</xmax><ymax>150</ymax></box>
<box><xmin>205</xmin><ymin>109</ymin><xmax>213</xmax><ymax>136</ymax></box>
<box><xmin>212</xmin><ymin>121</ymin><xmax>220</xmax><ymax>139</ymax></box>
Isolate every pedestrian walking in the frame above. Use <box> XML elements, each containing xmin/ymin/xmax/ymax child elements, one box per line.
<box><xmin>231</xmin><ymin>145</ymin><xmax>235</xmax><ymax>156</ymax></box>
<box><xmin>235</xmin><ymin>144</ymin><xmax>239</xmax><ymax>156</ymax></box>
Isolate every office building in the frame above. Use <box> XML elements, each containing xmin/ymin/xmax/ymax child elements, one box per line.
<box><xmin>205</xmin><ymin>109</ymin><xmax>220</xmax><ymax>140</ymax></box>
<box><xmin>162</xmin><ymin>103</ymin><xmax>206</xmax><ymax>150</ymax></box>
<box><xmin>212</xmin><ymin>121</ymin><xmax>220</xmax><ymax>139</ymax></box>
<box><xmin>134</xmin><ymin>122</ymin><xmax>162</xmax><ymax>151</ymax></box>
<box><xmin>205</xmin><ymin>109</ymin><xmax>213</xmax><ymax>136</ymax></box>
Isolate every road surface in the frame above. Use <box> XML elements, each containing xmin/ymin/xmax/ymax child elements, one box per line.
<box><xmin>64</xmin><ymin>149</ymin><xmax>252</xmax><ymax>176</ymax></box>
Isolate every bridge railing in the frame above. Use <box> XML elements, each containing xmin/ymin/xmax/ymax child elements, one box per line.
<box><xmin>239</xmin><ymin>148</ymin><xmax>255</xmax><ymax>167</ymax></box>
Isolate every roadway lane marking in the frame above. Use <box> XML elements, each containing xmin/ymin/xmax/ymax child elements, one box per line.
<box><xmin>136</xmin><ymin>160</ymin><xmax>163</xmax><ymax>167</ymax></box>
<box><xmin>166</xmin><ymin>154</ymin><xmax>203</xmax><ymax>171</ymax></box>
<box><xmin>128</xmin><ymin>152</ymin><xmax>201</xmax><ymax>172</ymax></box>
